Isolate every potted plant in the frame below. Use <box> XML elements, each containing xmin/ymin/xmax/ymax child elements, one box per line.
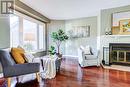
<box><xmin>48</xmin><ymin>46</ymin><xmax>56</xmax><ymax>56</ymax></box>
<box><xmin>51</xmin><ymin>29</ymin><xmax>69</xmax><ymax>57</ymax></box>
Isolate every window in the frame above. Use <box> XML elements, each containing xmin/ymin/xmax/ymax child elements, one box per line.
<box><xmin>10</xmin><ymin>14</ymin><xmax>46</xmax><ymax>51</ymax></box>
<box><xmin>10</xmin><ymin>15</ymin><xmax>19</xmax><ymax>47</ymax></box>
<box><xmin>23</xmin><ymin>19</ymin><xmax>37</xmax><ymax>51</ymax></box>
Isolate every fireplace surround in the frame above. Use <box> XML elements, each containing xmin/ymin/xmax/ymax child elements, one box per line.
<box><xmin>109</xmin><ymin>43</ymin><xmax>130</xmax><ymax>66</ymax></box>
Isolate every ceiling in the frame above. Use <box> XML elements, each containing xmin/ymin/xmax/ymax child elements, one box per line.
<box><xmin>20</xmin><ymin>0</ymin><xmax>130</xmax><ymax>20</ymax></box>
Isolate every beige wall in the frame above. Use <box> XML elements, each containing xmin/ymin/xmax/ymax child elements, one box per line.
<box><xmin>0</xmin><ymin>1</ymin><xmax>10</xmax><ymax>49</ymax></box>
<box><xmin>0</xmin><ymin>17</ymin><xmax>10</xmax><ymax>49</ymax></box>
<box><xmin>0</xmin><ymin>2</ymin><xmax>10</xmax><ymax>73</ymax></box>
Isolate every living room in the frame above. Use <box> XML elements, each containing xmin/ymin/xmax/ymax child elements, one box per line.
<box><xmin>0</xmin><ymin>0</ymin><xmax>130</xmax><ymax>87</ymax></box>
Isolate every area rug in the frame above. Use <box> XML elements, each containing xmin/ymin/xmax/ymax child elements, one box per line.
<box><xmin>0</xmin><ymin>78</ymin><xmax>6</xmax><ymax>87</ymax></box>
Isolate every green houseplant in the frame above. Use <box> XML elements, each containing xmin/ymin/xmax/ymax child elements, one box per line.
<box><xmin>49</xmin><ymin>46</ymin><xmax>56</xmax><ymax>55</ymax></box>
<box><xmin>51</xmin><ymin>29</ymin><xmax>69</xmax><ymax>57</ymax></box>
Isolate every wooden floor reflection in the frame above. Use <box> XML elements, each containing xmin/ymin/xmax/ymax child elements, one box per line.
<box><xmin>1</xmin><ymin>58</ymin><xmax>130</xmax><ymax>87</ymax></box>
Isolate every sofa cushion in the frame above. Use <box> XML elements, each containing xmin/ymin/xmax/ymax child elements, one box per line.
<box><xmin>17</xmin><ymin>46</ymin><xmax>29</xmax><ymax>62</ymax></box>
<box><xmin>11</xmin><ymin>48</ymin><xmax>26</xmax><ymax>64</ymax></box>
<box><xmin>84</xmin><ymin>45</ymin><xmax>91</xmax><ymax>55</ymax></box>
<box><xmin>80</xmin><ymin>45</ymin><xmax>85</xmax><ymax>50</ymax></box>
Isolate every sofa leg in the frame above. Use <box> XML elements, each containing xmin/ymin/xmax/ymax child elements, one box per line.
<box><xmin>7</xmin><ymin>78</ymin><xmax>11</xmax><ymax>87</ymax></box>
<box><xmin>36</xmin><ymin>73</ymin><xmax>40</xmax><ymax>82</ymax></box>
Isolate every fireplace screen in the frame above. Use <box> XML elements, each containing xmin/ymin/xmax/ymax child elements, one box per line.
<box><xmin>126</xmin><ymin>52</ymin><xmax>130</xmax><ymax>62</ymax></box>
<box><xmin>110</xmin><ymin>43</ymin><xmax>130</xmax><ymax>65</ymax></box>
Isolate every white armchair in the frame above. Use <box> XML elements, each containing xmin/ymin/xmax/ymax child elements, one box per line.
<box><xmin>78</xmin><ymin>47</ymin><xmax>99</xmax><ymax>67</ymax></box>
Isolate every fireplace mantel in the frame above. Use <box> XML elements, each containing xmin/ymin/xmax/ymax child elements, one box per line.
<box><xmin>102</xmin><ymin>35</ymin><xmax>130</xmax><ymax>37</ymax></box>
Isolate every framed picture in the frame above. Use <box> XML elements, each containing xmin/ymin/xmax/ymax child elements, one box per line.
<box><xmin>119</xmin><ymin>19</ymin><xmax>130</xmax><ymax>34</ymax></box>
<box><xmin>67</xmin><ymin>25</ymin><xmax>90</xmax><ymax>39</ymax></box>
<box><xmin>112</xmin><ymin>11</ymin><xmax>130</xmax><ymax>35</ymax></box>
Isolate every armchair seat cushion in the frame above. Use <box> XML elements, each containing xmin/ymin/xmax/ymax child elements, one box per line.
<box><xmin>85</xmin><ymin>55</ymin><xmax>97</xmax><ymax>60</ymax></box>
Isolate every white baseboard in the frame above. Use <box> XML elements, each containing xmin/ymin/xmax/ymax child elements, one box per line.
<box><xmin>63</xmin><ymin>55</ymin><xmax>78</xmax><ymax>59</ymax></box>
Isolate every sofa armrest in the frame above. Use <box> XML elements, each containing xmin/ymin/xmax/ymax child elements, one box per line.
<box><xmin>3</xmin><ymin>63</ymin><xmax>40</xmax><ymax>77</ymax></box>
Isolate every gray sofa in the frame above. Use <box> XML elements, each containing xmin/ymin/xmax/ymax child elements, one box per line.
<box><xmin>0</xmin><ymin>49</ymin><xmax>40</xmax><ymax>87</ymax></box>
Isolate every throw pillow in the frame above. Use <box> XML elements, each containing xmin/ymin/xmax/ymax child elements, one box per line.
<box><xmin>17</xmin><ymin>46</ymin><xmax>29</xmax><ymax>62</ymax></box>
<box><xmin>17</xmin><ymin>45</ymin><xmax>25</xmax><ymax>51</ymax></box>
<box><xmin>80</xmin><ymin>45</ymin><xmax>85</xmax><ymax>51</ymax></box>
<box><xmin>24</xmin><ymin>53</ymin><xmax>34</xmax><ymax>63</ymax></box>
<box><xmin>11</xmin><ymin>48</ymin><xmax>26</xmax><ymax>64</ymax></box>
<box><xmin>84</xmin><ymin>45</ymin><xmax>91</xmax><ymax>55</ymax></box>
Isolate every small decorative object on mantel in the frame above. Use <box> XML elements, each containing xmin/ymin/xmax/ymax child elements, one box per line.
<box><xmin>105</xmin><ymin>32</ymin><xmax>109</xmax><ymax>35</ymax></box>
<box><xmin>105</xmin><ymin>31</ymin><xmax>112</xmax><ymax>35</ymax></box>
<box><xmin>105</xmin><ymin>28</ymin><xmax>112</xmax><ymax>35</ymax></box>
<box><xmin>105</xmin><ymin>28</ymin><xmax>109</xmax><ymax>35</ymax></box>
<box><xmin>108</xmin><ymin>31</ymin><xmax>112</xmax><ymax>35</ymax></box>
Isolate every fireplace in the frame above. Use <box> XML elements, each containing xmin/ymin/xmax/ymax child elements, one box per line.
<box><xmin>109</xmin><ymin>43</ymin><xmax>130</xmax><ymax>66</ymax></box>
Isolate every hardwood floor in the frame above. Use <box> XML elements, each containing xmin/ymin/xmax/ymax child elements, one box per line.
<box><xmin>1</xmin><ymin>58</ymin><xmax>130</xmax><ymax>87</ymax></box>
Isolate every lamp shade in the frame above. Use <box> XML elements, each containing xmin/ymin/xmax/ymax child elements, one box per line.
<box><xmin>24</xmin><ymin>33</ymin><xmax>35</xmax><ymax>41</ymax></box>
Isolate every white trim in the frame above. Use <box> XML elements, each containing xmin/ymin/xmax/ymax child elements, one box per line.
<box><xmin>63</xmin><ymin>55</ymin><xmax>78</xmax><ymax>59</ymax></box>
<box><xmin>14</xmin><ymin>11</ymin><xmax>44</xmax><ymax>25</ymax></box>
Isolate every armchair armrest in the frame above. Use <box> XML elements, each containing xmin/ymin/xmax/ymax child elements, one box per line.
<box><xmin>4</xmin><ymin>63</ymin><xmax>40</xmax><ymax>77</ymax></box>
<box><xmin>84</xmin><ymin>55</ymin><xmax>97</xmax><ymax>59</ymax></box>
<box><xmin>78</xmin><ymin>48</ymin><xmax>86</xmax><ymax>63</ymax></box>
